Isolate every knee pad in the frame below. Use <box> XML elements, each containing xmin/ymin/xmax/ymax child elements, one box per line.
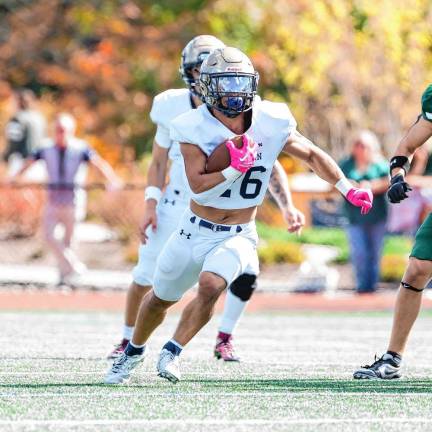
<box><xmin>229</xmin><ymin>274</ymin><xmax>257</xmax><ymax>301</ymax></box>
<box><xmin>401</xmin><ymin>281</ymin><xmax>424</xmax><ymax>293</ymax></box>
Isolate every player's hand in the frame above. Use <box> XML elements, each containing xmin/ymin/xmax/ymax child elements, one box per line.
<box><xmin>387</xmin><ymin>173</ymin><xmax>412</xmax><ymax>204</ymax></box>
<box><xmin>139</xmin><ymin>202</ymin><xmax>158</xmax><ymax>244</ymax></box>
<box><xmin>226</xmin><ymin>134</ymin><xmax>257</xmax><ymax>173</ymax></box>
<box><xmin>346</xmin><ymin>188</ymin><xmax>373</xmax><ymax>215</ymax></box>
<box><xmin>283</xmin><ymin>206</ymin><xmax>305</xmax><ymax>235</ymax></box>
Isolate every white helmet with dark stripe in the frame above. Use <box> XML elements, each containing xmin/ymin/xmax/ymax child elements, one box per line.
<box><xmin>179</xmin><ymin>35</ymin><xmax>225</xmax><ymax>96</ymax></box>
<box><xmin>199</xmin><ymin>47</ymin><xmax>259</xmax><ymax>118</ymax></box>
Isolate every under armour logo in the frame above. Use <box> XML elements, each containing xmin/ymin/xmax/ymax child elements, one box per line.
<box><xmin>179</xmin><ymin>229</ymin><xmax>191</xmax><ymax>239</ymax></box>
<box><xmin>164</xmin><ymin>198</ymin><xmax>176</xmax><ymax>205</ymax></box>
<box><xmin>258</xmin><ymin>142</ymin><xmax>263</xmax><ymax>147</ymax></box>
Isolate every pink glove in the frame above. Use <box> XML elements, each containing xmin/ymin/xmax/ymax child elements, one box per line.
<box><xmin>346</xmin><ymin>188</ymin><xmax>374</xmax><ymax>215</ymax></box>
<box><xmin>225</xmin><ymin>134</ymin><xmax>257</xmax><ymax>173</ymax></box>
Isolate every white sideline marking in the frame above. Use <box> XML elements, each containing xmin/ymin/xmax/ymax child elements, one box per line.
<box><xmin>1</xmin><ymin>418</ymin><xmax>432</xmax><ymax>426</ymax></box>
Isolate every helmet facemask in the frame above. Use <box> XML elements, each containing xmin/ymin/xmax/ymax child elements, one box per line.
<box><xmin>181</xmin><ymin>52</ymin><xmax>212</xmax><ymax>98</ymax></box>
<box><xmin>200</xmin><ymin>72</ymin><xmax>259</xmax><ymax>117</ymax></box>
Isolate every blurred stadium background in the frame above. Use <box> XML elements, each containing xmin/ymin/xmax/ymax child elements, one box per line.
<box><xmin>1</xmin><ymin>0</ymin><xmax>431</xmax><ymax>290</ymax></box>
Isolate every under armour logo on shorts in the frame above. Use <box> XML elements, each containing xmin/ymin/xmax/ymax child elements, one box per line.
<box><xmin>179</xmin><ymin>229</ymin><xmax>191</xmax><ymax>239</ymax></box>
<box><xmin>164</xmin><ymin>198</ymin><xmax>176</xmax><ymax>205</ymax></box>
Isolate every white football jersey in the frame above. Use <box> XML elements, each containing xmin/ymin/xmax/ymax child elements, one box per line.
<box><xmin>170</xmin><ymin>98</ymin><xmax>297</xmax><ymax>209</ymax></box>
<box><xmin>150</xmin><ymin>88</ymin><xmax>194</xmax><ymax>193</ymax></box>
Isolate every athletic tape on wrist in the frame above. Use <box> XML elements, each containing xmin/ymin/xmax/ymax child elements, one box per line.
<box><xmin>390</xmin><ymin>156</ymin><xmax>410</xmax><ymax>175</ymax></box>
<box><xmin>335</xmin><ymin>178</ymin><xmax>352</xmax><ymax>197</ymax></box>
<box><xmin>144</xmin><ymin>186</ymin><xmax>162</xmax><ymax>203</ymax></box>
<box><xmin>222</xmin><ymin>166</ymin><xmax>242</xmax><ymax>181</ymax></box>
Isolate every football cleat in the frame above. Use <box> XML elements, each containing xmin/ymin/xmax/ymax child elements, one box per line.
<box><xmin>107</xmin><ymin>338</ymin><xmax>129</xmax><ymax>360</ymax></box>
<box><xmin>353</xmin><ymin>353</ymin><xmax>402</xmax><ymax>380</ymax></box>
<box><xmin>104</xmin><ymin>352</ymin><xmax>144</xmax><ymax>384</ymax></box>
<box><xmin>214</xmin><ymin>335</ymin><xmax>240</xmax><ymax>362</ymax></box>
<box><xmin>157</xmin><ymin>348</ymin><xmax>181</xmax><ymax>383</ymax></box>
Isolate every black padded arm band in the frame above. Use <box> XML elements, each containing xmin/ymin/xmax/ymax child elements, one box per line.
<box><xmin>389</xmin><ymin>156</ymin><xmax>410</xmax><ymax>175</ymax></box>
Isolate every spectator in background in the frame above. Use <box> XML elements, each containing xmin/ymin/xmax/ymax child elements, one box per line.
<box><xmin>3</xmin><ymin>89</ymin><xmax>46</xmax><ymax>178</ymax></box>
<box><xmin>340</xmin><ymin>130</ymin><xmax>389</xmax><ymax>293</ymax></box>
<box><xmin>10</xmin><ymin>113</ymin><xmax>123</xmax><ymax>284</ymax></box>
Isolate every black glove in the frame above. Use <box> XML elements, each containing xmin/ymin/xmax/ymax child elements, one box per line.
<box><xmin>387</xmin><ymin>173</ymin><xmax>412</xmax><ymax>203</ymax></box>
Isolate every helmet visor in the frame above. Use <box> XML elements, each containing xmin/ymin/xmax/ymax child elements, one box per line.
<box><xmin>211</xmin><ymin>75</ymin><xmax>255</xmax><ymax>94</ymax></box>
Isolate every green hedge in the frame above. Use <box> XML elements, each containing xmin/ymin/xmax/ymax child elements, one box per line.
<box><xmin>256</xmin><ymin>222</ymin><xmax>412</xmax><ymax>265</ymax></box>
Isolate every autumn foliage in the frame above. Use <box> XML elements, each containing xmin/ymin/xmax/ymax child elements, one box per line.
<box><xmin>1</xmin><ymin>0</ymin><xmax>431</xmax><ymax>161</ymax></box>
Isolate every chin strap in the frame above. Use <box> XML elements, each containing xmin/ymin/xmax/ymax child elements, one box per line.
<box><xmin>401</xmin><ymin>282</ymin><xmax>424</xmax><ymax>293</ymax></box>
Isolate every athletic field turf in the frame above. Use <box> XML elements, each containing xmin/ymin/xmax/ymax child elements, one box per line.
<box><xmin>1</xmin><ymin>310</ymin><xmax>432</xmax><ymax>431</ymax></box>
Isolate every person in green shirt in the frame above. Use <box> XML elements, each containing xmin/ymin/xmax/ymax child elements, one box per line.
<box><xmin>354</xmin><ymin>85</ymin><xmax>432</xmax><ymax>380</ymax></box>
<box><xmin>340</xmin><ymin>130</ymin><xmax>389</xmax><ymax>293</ymax></box>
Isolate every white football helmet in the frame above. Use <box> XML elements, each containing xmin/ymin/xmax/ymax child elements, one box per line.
<box><xmin>179</xmin><ymin>35</ymin><xmax>225</xmax><ymax>96</ymax></box>
<box><xmin>199</xmin><ymin>47</ymin><xmax>259</xmax><ymax>117</ymax></box>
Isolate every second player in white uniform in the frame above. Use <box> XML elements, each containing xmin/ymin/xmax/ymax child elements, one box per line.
<box><xmin>132</xmin><ymin>88</ymin><xmax>192</xmax><ymax>287</ymax></box>
<box><xmin>108</xmin><ymin>36</ymin><xmax>304</xmax><ymax>362</ymax></box>
<box><xmin>105</xmin><ymin>46</ymin><xmax>373</xmax><ymax>385</ymax></box>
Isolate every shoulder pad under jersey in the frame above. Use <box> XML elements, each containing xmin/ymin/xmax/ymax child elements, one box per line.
<box><xmin>254</xmin><ymin>99</ymin><xmax>297</xmax><ymax>138</ymax></box>
<box><xmin>169</xmin><ymin>107</ymin><xmax>206</xmax><ymax>145</ymax></box>
<box><xmin>150</xmin><ymin>88</ymin><xmax>191</xmax><ymax>129</ymax></box>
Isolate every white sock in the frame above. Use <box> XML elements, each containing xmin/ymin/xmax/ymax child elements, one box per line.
<box><xmin>123</xmin><ymin>325</ymin><xmax>134</xmax><ymax>340</ymax></box>
<box><xmin>129</xmin><ymin>341</ymin><xmax>146</xmax><ymax>349</ymax></box>
<box><xmin>218</xmin><ymin>289</ymin><xmax>248</xmax><ymax>335</ymax></box>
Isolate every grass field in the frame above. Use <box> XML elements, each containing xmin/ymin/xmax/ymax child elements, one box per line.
<box><xmin>2</xmin><ymin>309</ymin><xmax>432</xmax><ymax>431</ymax></box>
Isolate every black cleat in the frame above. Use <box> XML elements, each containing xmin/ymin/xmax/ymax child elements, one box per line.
<box><xmin>353</xmin><ymin>353</ymin><xmax>402</xmax><ymax>380</ymax></box>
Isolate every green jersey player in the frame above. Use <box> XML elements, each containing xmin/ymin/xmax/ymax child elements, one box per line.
<box><xmin>354</xmin><ymin>85</ymin><xmax>432</xmax><ymax>379</ymax></box>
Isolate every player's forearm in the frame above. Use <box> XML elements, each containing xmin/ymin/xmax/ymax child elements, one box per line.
<box><xmin>146</xmin><ymin>158</ymin><xmax>167</xmax><ymax>190</ymax></box>
<box><xmin>284</xmin><ymin>132</ymin><xmax>347</xmax><ymax>188</ymax></box>
<box><xmin>391</xmin><ymin>118</ymin><xmax>432</xmax><ymax>176</ymax></box>
<box><xmin>187</xmin><ymin>170</ymin><xmax>230</xmax><ymax>194</ymax></box>
<box><xmin>305</xmin><ymin>145</ymin><xmax>346</xmax><ymax>187</ymax></box>
<box><xmin>190</xmin><ymin>176</ymin><xmax>238</xmax><ymax>205</ymax></box>
<box><xmin>268</xmin><ymin>161</ymin><xmax>293</xmax><ymax>211</ymax></box>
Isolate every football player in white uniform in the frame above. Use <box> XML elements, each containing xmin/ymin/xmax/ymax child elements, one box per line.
<box><xmin>108</xmin><ymin>37</ymin><xmax>305</xmax><ymax>362</ymax></box>
<box><xmin>103</xmin><ymin>46</ymin><xmax>367</xmax><ymax>385</ymax></box>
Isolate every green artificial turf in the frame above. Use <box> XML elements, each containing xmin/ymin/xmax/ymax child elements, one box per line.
<box><xmin>1</xmin><ymin>310</ymin><xmax>432</xmax><ymax>431</ymax></box>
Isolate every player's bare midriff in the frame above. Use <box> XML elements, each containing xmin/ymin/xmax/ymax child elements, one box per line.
<box><xmin>190</xmin><ymin>200</ymin><xmax>257</xmax><ymax>224</ymax></box>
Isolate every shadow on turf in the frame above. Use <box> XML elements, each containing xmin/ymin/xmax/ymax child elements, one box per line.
<box><xmin>1</xmin><ymin>379</ymin><xmax>432</xmax><ymax>393</ymax></box>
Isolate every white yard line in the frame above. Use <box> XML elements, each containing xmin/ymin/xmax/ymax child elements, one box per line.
<box><xmin>0</xmin><ymin>391</ymin><xmax>430</xmax><ymax>398</ymax></box>
<box><xmin>0</xmin><ymin>371</ymin><xmax>308</xmax><ymax>376</ymax></box>
<box><xmin>1</xmin><ymin>418</ymin><xmax>432</xmax><ymax>426</ymax></box>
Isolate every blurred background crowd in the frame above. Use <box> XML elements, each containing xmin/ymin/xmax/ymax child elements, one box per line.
<box><xmin>0</xmin><ymin>0</ymin><xmax>432</xmax><ymax>293</ymax></box>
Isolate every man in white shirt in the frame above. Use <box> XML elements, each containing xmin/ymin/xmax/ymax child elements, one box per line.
<box><xmin>11</xmin><ymin>113</ymin><xmax>122</xmax><ymax>284</ymax></box>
